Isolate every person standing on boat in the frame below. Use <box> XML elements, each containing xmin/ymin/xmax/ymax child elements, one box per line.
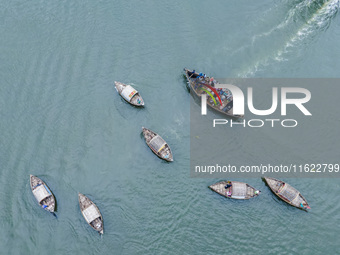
<box><xmin>210</xmin><ymin>77</ymin><xmax>214</xmax><ymax>86</ymax></box>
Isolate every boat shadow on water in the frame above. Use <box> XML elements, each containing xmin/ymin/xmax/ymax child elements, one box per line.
<box><xmin>114</xmin><ymin>97</ymin><xmax>146</xmax><ymax>120</ymax></box>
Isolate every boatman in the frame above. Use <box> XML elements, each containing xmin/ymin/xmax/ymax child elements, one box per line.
<box><xmin>225</xmin><ymin>181</ymin><xmax>232</xmax><ymax>189</ymax></box>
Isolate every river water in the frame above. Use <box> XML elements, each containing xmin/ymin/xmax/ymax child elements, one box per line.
<box><xmin>0</xmin><ymin>0</ymin><xmax>339</xmax><ymax>254</ymax></box>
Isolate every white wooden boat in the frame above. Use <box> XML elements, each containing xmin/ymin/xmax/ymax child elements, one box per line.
<box><xmin>78</xmin><ymin>193</ymin><xmax>104</xmax><ymax>234</ymax></box>
<box><xmin>209</xmin><ymin>181</ymin><xmax>260</xmax><ymax>200</ymax></box>
<box><xmin>30</xmin><ymin>175</ymin><xmax>56</xmax><ymax>213</ymax></box>
<box><xmin>142</xmin><ymin>127</ymin><xmax>173</xmax><ymax>162</ymax></box>
<box><xmin>263</xmin><ymin>177</ymin><xmax>310</xmax><ymax>210</ymax></box>
<box><xmin>114</xmin><ymin>81</ymin><xmax>144</xmax><ymax>106</ymax></box>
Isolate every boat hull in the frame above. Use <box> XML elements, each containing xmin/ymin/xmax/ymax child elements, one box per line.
<box><xmin>263</xmin><ymin>177</ymin><xmax>310</xmax><ymax>210</ymax></box>
<box><xmin>78</xmin><ymin>193</ymin><xmax>104</xmax><ymax>234</ymax></box>
<box><xmin>114</xmin><ymin>81</ymin><xmax>144</xmax><ymax>106</ymax></box>
<box><xmin>142</xmin><ymin>127</ymin><xmax>173</xmax><ymax>162</ymax></box>
<box><xmin>184</xmin><ymin>68</ymin><xmax>242</xmax><ymax>118</ymax></box>
<box><xmin>30</xmin><ymin>175</ymin><xmax>56</xmax><ymax>213</ymax></box>
<box><xmin>209</xmin><ymin>181</ymin><xmax>260</xmax><ymax>200</ymax></box>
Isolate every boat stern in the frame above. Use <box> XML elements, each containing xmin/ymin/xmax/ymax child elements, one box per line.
<box><xmin>142</xmin><ymin>127</ymin><xmax>148</xmax><ymax>134</ymax></box>
<box><xmin>135</xmin><ymin>95</ymin><xmax>144</xmax><ymax>106</ymax></box>
<box><xmin>254</xmin><ymin>190</ymin><xmax>261</xmax><ymax>196</ymax></box>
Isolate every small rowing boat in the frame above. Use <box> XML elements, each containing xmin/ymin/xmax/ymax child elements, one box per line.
<box><xmin>263</xmin><ymin>177</ymin><xmax>310</xmax><ymax>210</ymax></box>
<box><xmin>142</xmin><ymin>127</ymin><xmax>173</xmax><ymax>162</ymax></box>
<box><xmin>114</xmin><ymin>81</ymin><xmax>144</xmax><ymax>106</ymax></box>
<box><xmin>209</xmin><ymin>181</ymin><xmax>260</xmax><ymax>200</ymax></box>
<box><xmin>78</xmin><ymin>193</ymin><xmax>104</xmax><ymax>234</ymax></box>
<box><xmin>184</xmin><ymin>68</ymin><xmax>242</xmax><ymax>118</ymax></box>
<box><xmin>30</xmin><ymin>175</ymin><xmax>56</xmax><ymax>213</ymax></box>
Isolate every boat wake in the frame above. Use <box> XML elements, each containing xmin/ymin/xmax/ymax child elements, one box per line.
<box><xmin>236</xmin><ymin>0</ymin><xmax>340</xmax><ymax>77</ymax></box>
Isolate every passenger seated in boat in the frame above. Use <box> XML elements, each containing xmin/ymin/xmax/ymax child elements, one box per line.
<box><xmin>188</xmin><ymin>70</ymin><xmax>196</xmax><ymax>77</ymax></box>
<box><xmin>225</xmin><ymin>182</ymin><xmax>232</xmax><ymax>189</ymax></box>
<box><xmin>278</xmin><ymin>183</ymin><xmax>285</xmax><ymax>193</ymax></box>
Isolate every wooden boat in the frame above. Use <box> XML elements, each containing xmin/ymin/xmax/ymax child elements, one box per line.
<box><xmin>142</xmin><ymin>127</ymin><xmax>173</xmax><ymax>162</ymax></box>
<box><xmin>209</xmin><ymin>181</ymin><xmax>260</xmax><ymax>200</ymax></box>
<box><xmin>263</xmin><ymin>177</ymin><xmax>310</xmax><ymax>210</ymax></box>
<box><xmin>114</xmin><ymin>81</ymin><xmax>144</xmax><ymax>106</ymax></box>
<box><xmin>78</xmin><ymin>193</ymin><xmax>104</xmax><ymax>234</ymax></box>
<box><xmin>30</xmin><ymin>175</ymin><xmax>56</xmax><ymax>213</ymax></box>
<box><xmin>184</xmin><ymin>68</ymin><xmax>242</xmax><ymax>118</ymax></box>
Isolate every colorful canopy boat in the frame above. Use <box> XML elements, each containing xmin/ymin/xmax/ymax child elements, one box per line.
<box><xmin>184</xmin><ymin>68</ymin><xmax>242</xmax><ymax>118</ymax></box>
<box><xmin>78</xmin><ymin>193</ymin><xmax>104</xmax><ymax>234</ymax></box>
<box><xmin>114</xmin><ymin>81</ymin><xmax>144</xmax><ymax>106</ymax></box>
<box><xmin>30</xmin><ymin>175</ymin><xmax>56</xmax><ymax>213</ymax></box>
<box><xmin>142</xmin><ymin>127</ymin><xmax>173</xmax><ymax>162</ymax></box>
<box><xmin>209</xmin><ymin>181</ymin><xmax>260</xmax><ymax>200</ymax></box>
<box><xmin>263</xmin><ymin>177</ymin><xmax>310</xmax><ymax>210</ymax></box>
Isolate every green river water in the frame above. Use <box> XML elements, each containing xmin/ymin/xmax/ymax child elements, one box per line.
<box><xmin>0</xmin><ymin>0</ymin><xmax>339</xmax><ymax>254</ymax></box>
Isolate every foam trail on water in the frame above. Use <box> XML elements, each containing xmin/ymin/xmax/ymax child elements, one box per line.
<box><xmin>250</xmin><ymin>0</ymin><xmax>313</xmax><ymax>43</ymax></box>
<box><xmin>238</xmin><ymin>0</ymin><xmax>340</xmax><ymax>77</ymax></box>
<box><xmin>230</xmin><ymin>0</ymin><xmax>314</xmax><ymax>58</ymax></box>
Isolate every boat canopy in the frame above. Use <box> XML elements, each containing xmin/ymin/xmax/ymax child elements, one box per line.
<box><xmin>32</xmin><ymin>185</ymin><xmax>50</xmax><ymax>202</ymax></box>
<box><xmin>149</xmin><ymin>136</ymin><xmax>166</xmax><ymax>153</ymax></box>
<box><xmin>121</xmin><ymin>85</ymin><xmax>138</xmax><ymax>102</ymax></box>
<box><xmin>83</xmin><ymin>204</ymin><xmax>100</xmax><ymax>223</ymax></box>
<box><xmin>231</xmin><ymin>182</ymin><xmax>247</xmax><ymax>199</ymax></box>
<box><xmin>279</xmin><ymin>185</ymin><xmax>299</xmax><ymax>201</ymax></box>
